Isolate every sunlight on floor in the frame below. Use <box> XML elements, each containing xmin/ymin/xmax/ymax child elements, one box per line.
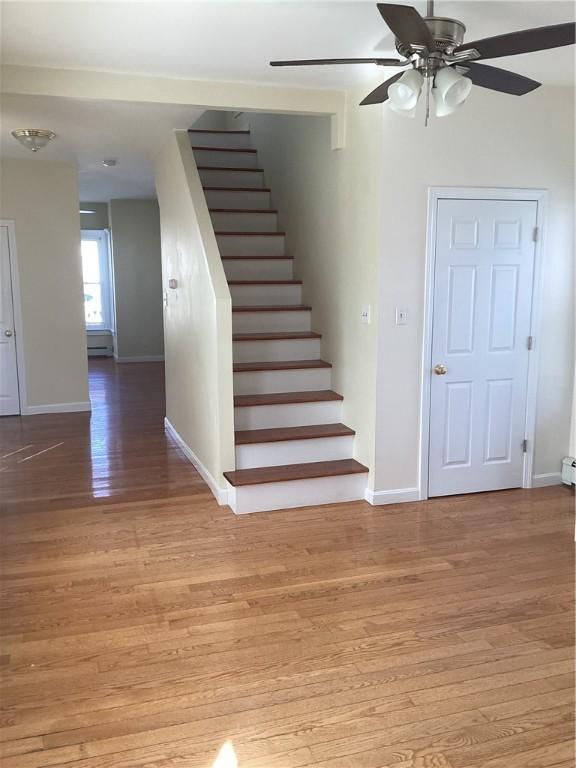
<box><xmin>212</xmin><ymin>742</ymin><xmax>238</xmax><ymax>768</ymax></box>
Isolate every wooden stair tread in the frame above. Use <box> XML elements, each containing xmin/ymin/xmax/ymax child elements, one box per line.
<box><xmin>189</xmin><ymin>129</ymin><xmax>250</xmax><ymax>134</ymax></box>
<box><xmin>234</xmin><ymin>359</ymin><xmax>331</xmax><ymax>372</ymax></box>
<box><xmin>203</xmin><ymin>187</ymin><xmax>271</xmax><ymax>192</ymax></box>
<box><xmin>209</xmin><ymin>208</ymin><xmax>277</xmax><ymax>214</ymax></box>
<box><xmin>235</xmin><ymin>423</ymin><xmax>354</xmax><ymax>445</ymax></box>
<box><xmin>228</xmin><ymin>280</ymin><xmax>302</xmax><ymax>285</ymax></box>
<box><xmin>197</xmin><ymin>166</ymin><xmax>263</xmax><ymax>172</ymax></box>
<box><xmin>215</xmin><ymin>231</ymin><xmax>285</xmax><ymax>236</ymax></box>
<box><xmin>232</xmin><ymin>305</ymin><xmax>310</xmax><ymax>312</ymax></box>
<box><xmin>224</xmin><ymin>459</ymin><xmax>368</xmax><ymax>487</ymax></box>
<box><xmin>234</xmin><ymin>390</ymin><xmax>341</xmax><ymax>407</ymax></box>
<box><xmin>233</xmin><ymin>332</ymin><xmax>321</xmax><ymax>342</ymax></box>
<box><xmin>192</xmin><ymin>146</ymin><xmax>257</xmax><ymax>153</ymax></box>
<box><xmin>222</xmin><ymin>255</ymin><xmax>293</xmax><ymax>260</ymax></box>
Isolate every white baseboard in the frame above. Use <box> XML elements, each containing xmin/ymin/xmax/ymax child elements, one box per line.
<box><xmin>365</xmin><ymin>486</ymin><xmax>420</xmax><ymax>505</ymax></box>
<box><xmin>115</xmin><ymin>355</ymin><xmax>165</xmax><ymax>363</ymax></box>
<box><xmin>164</xmin><ymin>417</ymin><xmax>228</xmax><ymax>505</ymax></box>
<box><xmin>22</xmin><ymin>401</ymin><xmax>92</xmax><ymax>416</ymax></box>
<box><xmin>532</xmin><ymin>472</ymin><xmax>562</xmax><ymax>488</ymax></box>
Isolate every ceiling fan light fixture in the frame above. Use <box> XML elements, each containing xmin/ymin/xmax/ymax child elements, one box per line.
<box><xmin>389</xmin><ymin>69</ymin><xmax>424</xmax><ymax>111</ymax></box>
<box><xmin>389</xmin><ymin>101</ymin><xmax>417</xmax><ymax>118</ymax></box>
<box><xmin>432</xmin><ymin>87</ymin><xmax>461</xmax><ymax>117</ymax></box>
<box><xmin>434</xmin><ymin>66</ymin><xmax>472</xmax><ymax>107</ymax></box>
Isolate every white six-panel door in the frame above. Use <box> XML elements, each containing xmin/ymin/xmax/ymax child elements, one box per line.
<box><xmin>0</xmin><ymin>225</ymin><xmax>20</xmax><ymax>416</ymax></box>
<box><xmin>428</xmin><ymin>198</ymin><xmax>537</xmax><ymax>497</ymax></box>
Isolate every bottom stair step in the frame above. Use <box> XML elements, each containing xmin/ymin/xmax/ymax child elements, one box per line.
<box><xmin>224</xmin><ymin>459</ymin><xmax>369</xmax><ymax>515</ymax></box>
<box><xmin>225</xmin><ymin>458</ymin><xmax>368</xmax><ymax>486</ymax></box>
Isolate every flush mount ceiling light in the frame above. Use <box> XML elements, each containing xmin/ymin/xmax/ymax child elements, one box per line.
<box><xmin>270</xmin><ymin>1</ymin><xmax>575</xmax><ymax>125</ymax></box>
<box><xmin>11</xmin><ymin>129</ymin><xmax>56</xmax><ymax>152</ymax></box>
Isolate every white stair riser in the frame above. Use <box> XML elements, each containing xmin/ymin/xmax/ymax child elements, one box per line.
<box><xmin>198</xmin><ymin>169</ymin><xmax>265</xmax><ymax>188</ymax></box>
<box><xmin>223</xmin><ymin>259</ymin><xmax>293</xmax><ymax>281</ymax></box>
<box><xmin>210</xmin><ymin>212</ymin><xmax>278</xmax><ymax>233</ymax></box>
<box><xmin>236</xmin><ymin>435</ymin><xmax>354</xmax><ymax>469</ymax></box>
<box><xmin>232</xmin><ymin>311</ymin><xmax>311</xmax><ymax>333</ymax></box>
<box><xmin>230</xmin><ymin>284</ymin><xmax>301</xmax><ymax>307</ymax></box>
<box><xmin>217</xmin><ymin>234</ymin><xmax>285</xmax><ymax>256</ymax></box>
<box><xmin>189</xmin><ymin>132</ymin><xmax>252</xmax><ymax>149</ymax></box>
<box><xmin>204</xmin><ymin>189</ymin><xmax>271</xmax><ymax>209</ymax></box>
<box><xmin>233</xmin><ymin>338</ymin><xmax>320</xmax><ymax>363</ymax></box>
<box><xmin>233</xmin><ymin>367</ymin><xmax>331</xmax><ymax>395</ymax></box>
<box><xmin>193</xmin><ymin>149</ymin><xmax>259</xmax><ymax>168</ymax></box>
<box><xmin>234</xmin><ymin>400</ymin><xmax>342</xmax><ymax>430</ymax></box>
<box><xmin>228</xmin><ymin>473</ymin><xmax>368</xmax><ymax>514</ymax></box>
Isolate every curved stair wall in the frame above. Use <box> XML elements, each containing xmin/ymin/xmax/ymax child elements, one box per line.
<box><xmin>156</xmin><ymin>130</ymin><xmax>235</xmax><ymax>504</ymax></box>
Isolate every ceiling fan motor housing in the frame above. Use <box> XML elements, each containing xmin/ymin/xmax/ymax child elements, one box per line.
<box><xmin>395</xmin><ymin>16</ymin><xmax>466</xmax><ymax>57</ymax></box>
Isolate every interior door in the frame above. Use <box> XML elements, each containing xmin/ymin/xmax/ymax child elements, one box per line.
<box><xmin>0</xmin><ymin>225</ymin><xmax>21</xmax><ymax>416</ymax></box>
<box><xmin>428</xmin><ymin>198</ymin><xmax>537</xmax><ymax>497</ymax></box>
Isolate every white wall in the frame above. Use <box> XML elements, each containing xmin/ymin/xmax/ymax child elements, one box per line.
<box><xmin>375</xmin><ymin>85</ymin><xmax>574</xmax><ymax>492</ymax></box>
<box><xmin>155</xmin><ymin>131</ymin><xmax>234</xmax><ymax>499</ymax></box>
<box><xmin>236</xmin><ymin>96</ymin><xmax>382</xmax><ymax>481</ymax></box>
<box><xmin>108</xmin><ymin>198</ymin><xmax>164</xmax><ymax>360</ymax></box>
<box><xmin>0</xmin><ymin>157</ymin><xmax>89</xmax><ymax>411</ymax></box>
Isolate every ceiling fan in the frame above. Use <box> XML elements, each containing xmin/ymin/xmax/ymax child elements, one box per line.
<box><xmin>270</xmin><ymin>2</ymin><xmax>575</xmax><ymax>122</ymax></box>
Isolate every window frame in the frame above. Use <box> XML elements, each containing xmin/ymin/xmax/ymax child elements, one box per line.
<box><xmin>81</xmin><ymin>229</ymin><xmax>113</xmax><ymax>332</ymax></box>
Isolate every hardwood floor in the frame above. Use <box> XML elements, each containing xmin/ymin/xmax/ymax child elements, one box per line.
<box><xmin>0</xmin><ymin>358</ymin><xmax>574</xmax><ymax>768</ymax></box>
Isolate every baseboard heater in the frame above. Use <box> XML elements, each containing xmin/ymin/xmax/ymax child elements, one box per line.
<box><xmin>88</xmin><ymin>344</ymin><xmax>113</xmax><ymax>357</ymax></box>
<box><xmin>561</xmin><ymin>457</ymin><xmax>576</xmax><ymax>486</ymax></box>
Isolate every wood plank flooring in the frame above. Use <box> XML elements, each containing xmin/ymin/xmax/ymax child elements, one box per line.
<box><xmin>0</xmin><ymin>359</ymin><xmax>574</xmax><ymax>768</ymax></box>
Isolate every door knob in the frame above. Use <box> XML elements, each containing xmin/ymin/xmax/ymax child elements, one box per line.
<box><xmin>434</xmin><ymin>363</ymin><xmax>447</xmax><ymax>375</ymax></box>
<box><xmin>4</xmin><ymin>330</ymin><xmax>13</xmax><ymax>337</ymax></box>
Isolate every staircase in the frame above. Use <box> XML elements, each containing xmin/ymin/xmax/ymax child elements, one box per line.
<box><xmin>190</xmin><ymin>128</ymin><xmax>368</xmax><ymax>514</ymax></box>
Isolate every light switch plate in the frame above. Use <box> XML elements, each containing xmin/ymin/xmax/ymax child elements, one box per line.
<box><xmin>395</xmin><ymin>307</ymin><xmax>408</xmax><ymax>325</ymax></box>
<box><xmin>360</xmin><ymin>305</ymin><xmax>371</xmax><ymax>324</ymax></box>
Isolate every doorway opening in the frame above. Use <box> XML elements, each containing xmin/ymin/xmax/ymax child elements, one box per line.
<box><xmin>0</xmin><ymin>221</ymin><xmax>26</xmax><ymax>416</ymax></box>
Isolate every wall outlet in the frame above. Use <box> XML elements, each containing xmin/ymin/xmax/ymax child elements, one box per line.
<box><xmin>360</xmin><ymin>305</ymin><xmax>371</xmax><ymax>324</ymax></box>
<box><xmin>395</xmin><ymin>307</ymin><xmax>409</xmax><ymax>325</ymax></box>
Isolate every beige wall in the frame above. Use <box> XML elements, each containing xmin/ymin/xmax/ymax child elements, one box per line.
<box><xmin>155</xmin><ymin>131</ymin><xmax>234</xmax><ymax>497</ymax></box>
<box><xmin>0</xmin><ymin>157</ymin><xmax>89</xmax><ymax>410</ymax></box>
<box><xmin>376</xmin><ymin>85</ymin><xmax>574</xmax><ymax>492</ymax></box>
<box><xmin>108</xmin><ymin>198</ymin><xmax>164</xmax><ymax>360</ymax></box>
<box><xmin>80</xmin><ymin>202</ymin><xmax>109</xmax><ymax>230</ymax></box>
<box><xmin>230</xmin><ymin>82</ymin><xmax>574</xmax><ymax>494</ymax></box>
<box><xmin>238</xmin><ymin>96</ymin><xmax>382</xmax><ymax>482</ymax></box>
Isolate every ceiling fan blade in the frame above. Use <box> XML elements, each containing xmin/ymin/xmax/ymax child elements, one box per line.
<box><xmin>270</xmin><ymin>57</ymin><xmax>402</xmax><ymax>67</ymax></box>
<box><xmin>377</xmin><ymin>3</ymin><xmax>434</xmax><ymax>49</ymax></box>
<box><xmin>360</xmin><ymin>72</ymin><xmax>404</xmax><ymax>105</ymax></box>
<box><xmin>455</xmin><ymin>22</ymin><xmax>575</xmax><ymax>60</ymax></box>
<box><xmin>460</xmin><ymin>62</ymin><xmax>541</xmax><ymax>95</ymax></box>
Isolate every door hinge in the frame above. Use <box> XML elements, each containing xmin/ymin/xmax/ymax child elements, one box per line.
<box><xmin>522</xmin><ymin>439</ymin><xmax>528</xmax><ymax>453</ymax></box>
<box><xmin>532</xmin><ymin>226</ymin><xmax>539</xmax><ymax>242</ymax></box>
<box><xmin>527</xmin><ymin>335</ymin><xmax>534</xmax><ymax>350</ymax></box>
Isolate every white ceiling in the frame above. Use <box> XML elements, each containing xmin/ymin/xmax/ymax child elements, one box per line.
<box><xmin>1</xmin><ymin>1</ymin><xmax>574</xmax><ymax>201</ymax></box>
<box><xmin>2</xmin><ymin>1</ymin><xmax>575</xmax><ymax>87</ymax></box>
<box><xmin>0</xmin><ymin>95</ymin><xmax>203</xmax><ymax>201</ymax></box>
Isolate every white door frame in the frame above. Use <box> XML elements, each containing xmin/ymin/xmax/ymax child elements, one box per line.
<box><xmin>419</xmin><ymin>187</ymin><xmax>548</xmax><ymax>500</ymax></box>
<box><xmin>0</xmin><ymin>220</ymin><xmax>27</xmax><ymax>415</ymax></box>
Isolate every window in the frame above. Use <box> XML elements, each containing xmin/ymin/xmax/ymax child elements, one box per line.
<box><xmin>81</xmin><ymin>230</ymin><xmax>113</xmax><ymax>330</ymax></box>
